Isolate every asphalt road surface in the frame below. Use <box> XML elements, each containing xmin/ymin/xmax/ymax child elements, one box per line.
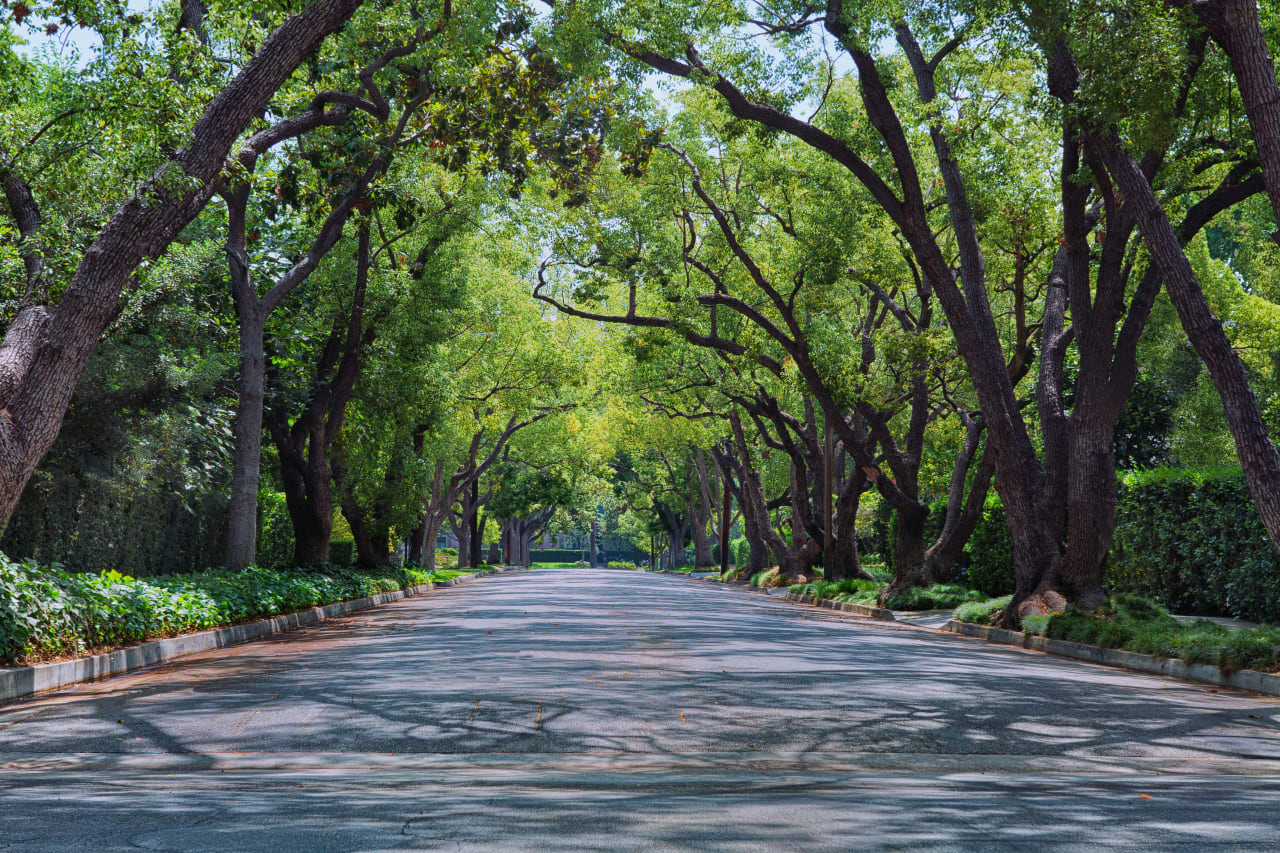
<box><xmin>2</xmin><ymin>569</ymin><xmax>1280</xmax><ymax>851</ymax></box>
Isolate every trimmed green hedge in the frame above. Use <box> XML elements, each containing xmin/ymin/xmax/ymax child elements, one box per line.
<box><xmin>529</xmin><ymin>549</ymin><xmax>587</xmax><ymax>563</ymax></box>
<box><xmin>964</xmin><ymin>497</ymin><xmax>1014</xmax><ymax>597</ymax></box>
<box><xmin>0</xmin><ymin>555</ymin><xmax>442</xmax><ymax>665</ymax></box>
<box><xmin>1109</xmin><ymin>467</ymin><xmax>1280</xmax><ymax>623</ymax></box>
<box><xmin>906</xmin><ymin>467</ymin><xmax>1279</xmax><ymax>622</ymax></box>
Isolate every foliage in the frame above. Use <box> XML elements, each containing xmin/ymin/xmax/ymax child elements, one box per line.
<box><xmin>1023</xmin><ymin>595</ymin><xmax>1280</xmax><ymax>675</ymax></box>
<box><xmin>964</xmin><ymin>498</ymin><xmax>1014</xmax><ymax>597</ymax></box>
<box><xmin>952</xmin><ymin>596</ymin><xmax>1013</xmax><ymax>626</ymax></box>
<box><xmin>0</xmin><ymin>554</ymin><xmax>451</xmax><ymax>665</ymax></box>
<box><xmin>256</xmin><ymin>491</ymin><xmax>294</xmax><ymax>570</ymax></box>
<box><xmin>884</xmin><ymin>584</ymin><xmax>988</xmax><ymax>611</ymax></box>
<box><xmin>1108</xmin><ymin>468</ymin><xmax>1280</xmax><ymax>623</ymax></box>
<box><xmin>732</xmin><ymin>538</ymin><xmax>749</xmax><ymax>569</ymax></box>
<box><xmin>789</xmin><ymin>578</ymin><xmax>884</xmax><ymax>605</ymax></box>
<box><xmin>529</xmin><ymin>549</ymin><xmax>589</xmax><ymax>563</ymax></box>
<box><xmin>606</xmin><ymin>560</ymin><xmax>638</xmax><ymax>570</ymax></box>
<box><xmin>328</xmin><ymin>541</ymin><xmax>355</xmax><ymax>567</ymax></box>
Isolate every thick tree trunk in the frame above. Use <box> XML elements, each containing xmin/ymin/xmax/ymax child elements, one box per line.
<box><xmin>451</xmin><ymin>516</ymin><xmax>470</xmax><ymax>569</ymax></box>
<box><xmin>283</xmin><ymin>461</ymin><xmax>332</xmax><ymax>565</ymax></box>
<box><xmin>420</xmin><ymin>514</ymin><xmax>443</xmax><ymax>572</ymax></box>
<box><xmin>689</xmin><ymin>503</ymin><xmax>713</xmax><ymax>567</ymax></box>
<box><xmin>1098</xmin><ymin>135</ymin><xmax>1280</xmax><ymax>554</ymax></box>
<box><xmin>826</xmin><ymin>467</ymin><xmax>872</xmax><ymax>582</ymax></box>
<box><xmin>720</xmin><ymin>476</ymin><xmax>732</xmax><ymax>575</ymax></box>
<box><xmin>1194</xmin><ymin>0</ymin><xmax>1280</xmax><ymax>239</ymax></box>
<box><xmin>0</xmin><ymin>0</ymin><xmax>365</xmax><ymax>533</ymax></box>
<box><xmin>1060</xmin><ymin>422</ymin><xmax>1116</xmax><ymax>608</ymax></box>
<box><xmin>407</xmin><ymin>522</ymin><xmax>424</xmax><ymax>566</ymax></box>
<box><xmin>880</xmin><ymin>503</ymin><xmax>929</xmax><ymax>603</ymax></box>
<box><xmin>226</xmin><ymin>302</ymin><xmax>266</xmax><ymax>569</ymax></box>
<box><xmin>470</xmin><ymin>482</ymin><xmax>482</xmax><ymax>567</ymax></box>
<box><xmin>343</xmin><ymin>498</ymin><xmax>389</xmax><ymax>568</ymax></box>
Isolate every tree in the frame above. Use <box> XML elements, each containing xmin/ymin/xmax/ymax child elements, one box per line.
<box><xmin>0</xmin><ymin>0</ymin><xmax>369</xmax><ymax>530</ymax></box>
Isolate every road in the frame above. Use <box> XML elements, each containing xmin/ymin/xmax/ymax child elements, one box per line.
<box><xmin>1</xmin><ymin>569</ymin><xmax>1279</xmax><ymax>851</ymax></box>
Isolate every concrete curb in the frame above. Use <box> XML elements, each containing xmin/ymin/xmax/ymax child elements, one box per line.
<box><xmin>0</xmin><ymin>566</ymin><xmax>525</xmax><ymax>705</ymax></box>
<box><xmin>943</xmin><ymin>619</ymin><xmax>1280</xmax><ymax>697</ymax></box>
<box><xmin>783</xmin><ymin>591</ymin><xmax>896</xmax><ymax>621</ymax></box>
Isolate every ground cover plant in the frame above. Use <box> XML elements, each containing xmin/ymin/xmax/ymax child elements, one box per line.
<box><xmin>953</xmin><ymin>596</ymin><xmax>1013</xmax><ymax>625</ymax></box>
<box><xmin>0</xmin><ymin>555</ymin><xmax>459</xmax><ymax>665</ymax></box>
<box><xmin>789</xmin><ymin>578</ymin><xmax>885</xmax><ymax>604</ymax></box>
<box><xmin>955</xmin><ymin>593</ymin><xmax>1280</xmax><ymax>674</ymax></box>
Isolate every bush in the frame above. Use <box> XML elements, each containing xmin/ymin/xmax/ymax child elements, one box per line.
<box><xmin>1021</xmin><ymin>593</ymin><xmax>1280</xmax><ymax>675</ymax></box>
<box><xmin>1108</xmin><ymin>467</ymin><xmax>1280</xmax><ymax>623</ymax></box>
<box><xmin>884</xmin><ymin>583</ymin><xmax>988</xmax><ymax>611</ymax></box>
<box><xmin>965</xmin><ymin>497</ymin><xmax>1014</xmax><ymax>596</ymax></box>
<box><xmin>952</xmin><ymin>595</ymin><xmax>1012</xmax><ymax>625</ymax></box>
<box><xmin>0</xmin><ymin>553</ymin><xmax>452</xmax><ymax>665</ymax></box>
<box><xmin>791</xmin><ymin>577</ymin><xmax>885</xmax><ymax>604</ymax></box>
<box><xmin>607</xmin><ymin>560</ymin><xmax>638</xmax><ymax>570</ymax></box>
<box><xmin>748</xmin><ymin>567</ymin><xmax>797</xmax><ymax>588</ymax></box>
<box><xmin>733</xmin><ymin>538</ymin><xmax>750</xmax><ymax>570</ymax></box>
<box><xmin>256</xmin><ymin>490</ymin><xmax>294</xmax><ymax>570</ymax></box>
<box><xmin>529</xmin><ymin>549</ymin><xmax>587</xmax><ymax>564</ymax></box>
<box><xmin>329</xmin><ymin>540</ymin><xmax>354</xmax><ymax>567</ymax></box>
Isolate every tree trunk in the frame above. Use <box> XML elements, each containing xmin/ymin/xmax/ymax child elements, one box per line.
<box><xmin>880</xmin><ymin>502</ymin><xmax>929</xmax><ymax>603</ymax></box>
<box><xmin>407</xmin><ymin>521</ymin><xmax>423</xmax><ymax>566</ymax></box>
<box><xmin>470</xmin><ymin>481</ymin><xmax>482</xmax><ymax>567</ymax></box>
<box><xmin>225</xmin><ymin>302</ymin><xmax>266</xmax><ymax>569</ymax></box>
<box><xmin>283</xmin><ymin>464</ymin><xmax>332</xmax><ymax>565</ymax></box>
<box><xmin>1097</xmin><ymin>134</ymin><xmax>1280</xmax><ymax>555</ymax></box>
<box><xmin>452</xmin><ymin>516</ymin><xmax>470</xmax><ymax>569</ymax></box>
<box><xmin>826</xmin><ymin>467</ymin><xmax>872</xmax><ymax>581</ymax></box>
<box><xmin>720</xmin><ymin>476</ymin><xmax>731</xmax><ymax>575</ymax></box>
<box><xmin>343</xmin><ymin>498</ymin><xmax>389</xmax><ymax>568</ymax></box>
<box><xmin>689</xmin><ymin>501</ymin><xmax>713</xmax><ymax>567</ymax></box>
<box><xmin>420</xmin><ymin>513</ymin><xmax>443</xmax><ymax>572</ymax></box>
<box><xmin>0</xmin><ymin>0</ymin><xmax>366</xmax><ymax>533</ymax></box>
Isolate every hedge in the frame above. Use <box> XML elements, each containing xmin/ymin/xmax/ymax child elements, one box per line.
<box><xmin>891</xmin><ymin>466</ymin><xmax>1280</xmax><ymax>622</ymax></box>
<box><xmin>0</xmin><ymin>555</ymin><xmax>444</xmax><ymax>665</ymax></box>
<box><xmin>1109</xmin><ymin>467</ymin><xmax>1280</xmax><ymax>623</ymax></box>
<box><xmin>529</xmin><ymin>549</ymin><xmax>587</xmax><ymax>564</ymax></box>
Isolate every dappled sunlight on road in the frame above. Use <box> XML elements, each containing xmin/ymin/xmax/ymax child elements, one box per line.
<box><xmin>2</xmin><ymin>570</ymin><xmax>1280</xmax><ymax>850</ymax></box>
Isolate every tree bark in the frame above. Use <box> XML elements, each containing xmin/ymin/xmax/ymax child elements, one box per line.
<box><xmin>1096</xmin><ymin>134</ymin><xmax>1280</xmax><ymax>552</ymax></box>
<box><xmin>0</xmin><ymin>0</ymin><xmax>365</xmax><ymax>534</ymax></box>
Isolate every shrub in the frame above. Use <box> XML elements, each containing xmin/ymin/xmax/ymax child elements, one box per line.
<box><xmin>529</xmin><ymin>549</ymin><xmax>587</xmax><ymax>564</ymax></box>
<box><xmin>0</xmin><ymin>553</ymin><xmax>454</xmax><ymax>665</ymax></box>
<box><xmin>607</xmin><ymin>560</ymin><xmax>638</xmax><ymax>570</ymax></box>
<box><xmin>329</xmin><ymin>541</ymin><xmax>354</xmax><ymax>567</ymax></box>
<box><xmin>792</xmin><ymin>577</ymin><xmax>885</xmax><ymax>604</ymax></box>
<box><xmin>884</xmin><ymin>583</ymin><xmax>987</xmax><ymax>611</ymax></box>
<box><xmin>965</xmin><ymin>497</ymin><xmax>1014</xmax><ymax>596</ymax></box>
<box><xmin>256</xmin><ymin>490</ymin><xmax>294</xmax><ymax>570</ymax></box>
<box><xmin>733</xmin><ymin>538</ymin><xmax>750</xmax><ymax>570</ymax></box>
<box><xmin>952</xmin><ymin>595</ymin><xmax>1012</xmax><ymax>625</ymax></box>
<box><xmin>1022</xmin><ymin>594</ymin><xmax>1280</xmax><ymax>675</ymax></box>
<box><xmin>1108</xmin><ymin>467</ymin><xmax>1280</xmax><ymax>623</ymax></box>
<box><xmin>748</xmin><ymin>567</ymin><xmax>796</xmax><ymax>588</ymax></box>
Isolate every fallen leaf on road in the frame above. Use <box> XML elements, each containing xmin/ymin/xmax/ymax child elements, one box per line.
<box><xmin>680</xmin><ymin>712</ymin><xmax>686</xmax><ymax>723</ymax></box>
<box><xmin>1139</xmin><ymin>794</ymin><xmax>1153</xmax><ymax>799</ymax></box>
